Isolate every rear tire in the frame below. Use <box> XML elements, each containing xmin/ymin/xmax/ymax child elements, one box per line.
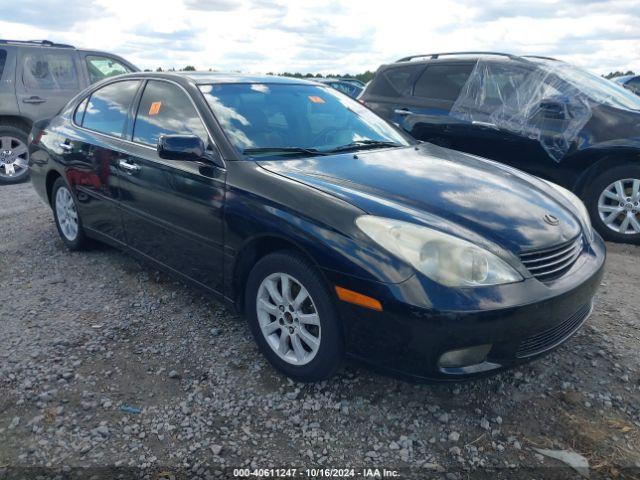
<box><xmin>0</xmin><ymin>124</ymin><xmax>30</xmax><ymax>185</ymax></box>
<box><xmin>584</xmin><ymin>164</ymin><xmax>640</xmax><ymax>244</ymax></box>
<box><xmin>52</xmin><ymin>177</ymin><xmax>91</xmax><ymax>250</ymax></box>
<box><xmin>245</xmin><ymin>251</ymin><xmax>344</xmax><ymax>382</ymax></box>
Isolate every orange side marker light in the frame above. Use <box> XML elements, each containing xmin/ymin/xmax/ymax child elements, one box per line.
<box><xmin>335</xmin><ymin>286</ymin><xmax>383</xmax><ymax>311</ymax></box>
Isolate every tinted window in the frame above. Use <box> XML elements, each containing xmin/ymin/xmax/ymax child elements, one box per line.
<box><xmin>86</xmin><ymin>55</ymin><xmax>131</xmax><ymax>84</ymax></box>
<box><xmin>22</xmin><ymin>51</ymin><xmax>79</xmax><ymax>90</ymax></box>
<box><xmin>133</xmin><ymin>80</ymin><xmax>208</xmax><ymax>146</ymax></box>
<box><xmin>369</xmin><ymin>65</ymin><xmax>422</xmax><ymax>97</ymax></box>
<box><xmin>82</xmin><ymin>80</ymin><xmax>140</xmax><ymax>137</ymax></box>
<box><xmin>414</xmin><ymin>64</ymin><xmax>474</xmax><ymax>101</ymax></box>
<box><xmin>0</xmin><ymin>49</ymin><xmax>6</xmax><ymax>80</ymax></box>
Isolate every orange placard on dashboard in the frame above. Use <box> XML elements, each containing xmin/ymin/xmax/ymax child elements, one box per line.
<box><xmin>308</xmin><ymin>96</ymin><xmax>325</xmax><ymax>104</ymax></box>
<box><xmin>149</xmin><ymin>101</ymin><xmax>162</xmax><ymax>115</ymax></box>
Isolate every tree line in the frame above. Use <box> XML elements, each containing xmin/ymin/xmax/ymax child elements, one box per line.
<box><xmin>603</xmin><ymin>70</ymin><xmax>635</xmax><ymax>79</ymax></box>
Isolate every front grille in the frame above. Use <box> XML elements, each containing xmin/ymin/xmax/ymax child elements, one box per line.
<box><xmin>516</xmin><ymin>303</ymin><xmax>592</xmax><ymax>358</ymax></box>
<box><xmin>519</xmin><ymin>236</ymin><xmax>583</xmax><ymax>282</ymax></box>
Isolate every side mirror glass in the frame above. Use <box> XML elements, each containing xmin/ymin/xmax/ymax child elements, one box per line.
<box><xmin>157</xmin><ymin>134</ymin><xmax>205</xmax><ymax>161</ymax></box>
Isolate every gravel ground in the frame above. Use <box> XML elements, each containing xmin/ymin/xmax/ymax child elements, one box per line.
<box><xmin>1</xmin><ymin>181</ymin><xmax>639</xmax><ymax>480</ymax></box>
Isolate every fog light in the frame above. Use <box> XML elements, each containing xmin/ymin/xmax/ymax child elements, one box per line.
<box><xmin>438</xmin><ymin>344</ymin><xmax>492</xmax><ymax>368</ymax></box>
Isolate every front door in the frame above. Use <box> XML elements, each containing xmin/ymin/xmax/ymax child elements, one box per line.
<box><xmin>116</xmin><ymin>79</ymin><xmax>226</xmax><ymax>294</ymax></box>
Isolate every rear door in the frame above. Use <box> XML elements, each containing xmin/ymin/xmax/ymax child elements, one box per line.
<box><xmin>61</xmin><ymin>79</ymin><xmax>142</xmax><ymax>244</ymax></box>
<box><xmin>116</xmin><ymin>79</ymin><xmax>226</xmax><ymax>294</ymax></box>
<box><xmin>393</xmin><ymin>61</ymin><xmax>475</xmax><ymax>148</ymax></box>
<box><xmin>16</xmin><ymin>46</ymin><xmax>86</xmax><ymax>121</ymax></box>
<box><xmin>361</xmin><ymin>63</ymin><xmax>424</xmax><ymax>120</ymax></box>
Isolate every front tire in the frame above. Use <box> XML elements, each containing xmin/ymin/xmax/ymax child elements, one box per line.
<box><xmin>245</xmin><ymin>251</ymin><xmax>344</xmax><ymax>382</ymax></box>
<box><xmin>585</xmin><ymin>165</ymin><xmax>640</xmax><ymax>244</ymax></box>
<box><xmin>52</xmin><ymin>177</ymin><xmax>90</xmax><ymax>250</ymax></box>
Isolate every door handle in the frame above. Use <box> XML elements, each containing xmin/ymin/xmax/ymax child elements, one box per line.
<box><xmin>394</xmin><ymin>108</ymin><xmax>414</xmax><ymax>116</ymax></box>
<box><xmin>59</xmin><ymin>142</ymin><xmax>72</xmax><ymax>151</ymax></box>
<box><xmin>118</xmin><ymin>159</ymin><xmax>141</xmax><ymax>174</ymax></box>
<box><xmin>22</xmin><ymin>96</ymin><xmax>46</xmax><ymax>104</ymax></box>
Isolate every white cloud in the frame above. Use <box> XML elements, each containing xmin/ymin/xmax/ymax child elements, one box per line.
<box><xmin>1</xmin><ymin>0</ymin><xmax>639</xmax><ymax>75</ymax></box>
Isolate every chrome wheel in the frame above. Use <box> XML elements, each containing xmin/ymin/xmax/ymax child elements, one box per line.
<box><xmin>55</xmin><ymin>186</ymin><xmax>79</xmax><ymax>241</ymax></box>
<box><xmin>598</xmin><ymin>178</ymin><xmax>640</xmax><ymax>235</ymax></box>
<box><xmin>256</xmin><ymin>272</ymin><xmax>321</xmax><ymax>366</ymax></box>
<box><xmin>0</xmin><ymin>136</ymin><xmax>29</xmax><ymax>179</ymax></box>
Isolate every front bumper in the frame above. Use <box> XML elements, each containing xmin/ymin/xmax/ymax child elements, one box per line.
<box><xmin>324</xmin><ymin>233</ymin><xmax>606</xmax><ymax>382</ymax></box>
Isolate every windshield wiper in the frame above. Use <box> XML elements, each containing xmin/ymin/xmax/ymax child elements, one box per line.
<box><xmin>243</xmin><ymin>147</ymin><xmax>328</xmax><ymax>157</ymax></box>
<box><xmin>323</xmin><ymin>140</ymin><xmax>403</xmax><ymax>154</ymax></box>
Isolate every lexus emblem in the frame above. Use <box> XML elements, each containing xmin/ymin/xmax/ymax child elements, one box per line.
<box><xmin>544</xmin><ymin>214</ymin><xmax>560</xmax><ymax>226</ymax></box>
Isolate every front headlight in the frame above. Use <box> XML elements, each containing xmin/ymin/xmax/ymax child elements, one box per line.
<box><xmin>542</xmin><ymin>180</ymin><xmax>594</xmax><ymax>243</ymax></box>
<box><xmin>356</xmin><ymin>216</ymin><xmax>522</xmax><ymax>287</ymax></box>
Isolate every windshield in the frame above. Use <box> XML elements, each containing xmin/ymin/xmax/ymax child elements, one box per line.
<box><xmin>199</xmin><ymin>83</ymin><xmax>411</xmax><ymax>158</ymax></box>
<box><xmin>537</xmin><ymin>60</ymin><xmax>640</xmax><ymax>111</ymax></box>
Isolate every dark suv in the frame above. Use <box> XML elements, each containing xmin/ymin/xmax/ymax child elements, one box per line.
<box><xmin>360</xmin><ymin>52</ymin><xmax>640</xmax><ymax>244</ymax></box>
<box><xmin>0</xmin><ymin>39</ymin><xmax>137</xmax><ymax>184</ymax></box>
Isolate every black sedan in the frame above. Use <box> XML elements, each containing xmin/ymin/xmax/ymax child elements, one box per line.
<box><xmin>29</xmin><ymin>72</ymin><xmax>605</xmax><ymax>382</ymax></box>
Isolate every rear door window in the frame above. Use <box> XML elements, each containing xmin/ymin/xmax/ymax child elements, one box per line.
<box><xmin>22</xmin><ymin>51</ymin><xmax>79</xmax><ymax>91</ymax></box>
<box><xmin>81</xmin><ymin>80</ymin><xmax>140</xmax><ymax>137</ymax></box>
<box><xmin>86</xmin><ymin>55</ymin><xmax>132</xmax><ymax>84</ymax></box>
<box><xmin>0</xmin><ymin>49</ymin><xmax>7</xmax><ymax>80</ymax></box>
<box><xmin>413</xmin><ymin>63</ymin><xmax>474</xmax><ymax>101</ymax></box>
<box><xmin>133</xmin><ymin>80</ymin><xmax>208</xmax><ymax>147</ymax></box>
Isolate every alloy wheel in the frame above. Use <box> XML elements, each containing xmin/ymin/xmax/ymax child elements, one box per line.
<box><xmin>597</xmin><ymin>178</ymin><xmax>640</xmax><ymax>235</ymax></box>
<box><xmin>55</xmin><ymin>187</ymin><xmax>79</xmax><ymax>241</ymax></box>
<box><xmin>0</xmin><ymin>136</ymin><xmax>29</xmax><ymax>179</ymax></box>
<box><xmin>256</xmin><ymin>272</ymin><xmax>321</xmax><ymax>366</ymax></box>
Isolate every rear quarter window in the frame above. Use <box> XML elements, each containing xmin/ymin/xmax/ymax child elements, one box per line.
<box><xmin>368</xmin><ymin>64</ymin><xmax>423</xmax><ymax>97</ymax></box>
<box><xmin>0</xmin><ymin>49</ymin><xmax>7</xmax><ymax>80</ymax></box>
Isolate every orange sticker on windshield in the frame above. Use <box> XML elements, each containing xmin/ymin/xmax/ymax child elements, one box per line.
<box><xmin>308</xmin><ymin>96</ymin><xmax>325</xmax><ymax>104</ymax></box>
<box><xmin>149</xmin><ymin>101</ymin><xmax>162</xmax><ymax>115</ymax></box>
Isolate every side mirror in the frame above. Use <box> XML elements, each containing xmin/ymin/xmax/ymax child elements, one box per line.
<box><xmin>157</xmin><ymin>134</ymin><xmax>205</xmax><ymax>161</ymax></box>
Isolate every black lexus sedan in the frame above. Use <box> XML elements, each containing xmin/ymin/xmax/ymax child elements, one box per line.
<box><xmin>28</xmin><ymin>72</ymin><xmax>605</xmax><ymax>382</ymax></box>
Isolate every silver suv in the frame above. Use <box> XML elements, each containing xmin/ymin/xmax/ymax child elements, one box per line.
<box><xmin>0</xmin><ymin>39</ymin><xmax>138</xmax><ymax>184</ymax></box>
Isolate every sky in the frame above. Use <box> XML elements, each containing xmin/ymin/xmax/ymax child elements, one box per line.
<box><xmin>1</xmin><ymin>0</ymin><xmax>639</xmax><ymax>75</ymax></box>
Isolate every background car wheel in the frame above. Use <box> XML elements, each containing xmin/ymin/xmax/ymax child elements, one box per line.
<box><xmin>0</xmin><ymin>124</ymin><xmax>30</xmax><ymax>185</ymax></box>
<box><xmin>245</xmin><ymin>251</ymin><xmax>344</xmax><ymax>382</ymax></box>
<box><xmin>585</xmin><ymin>165</ymin><xmax>640</xmax><ymax>244</ymax></box>
<box><xmin>52</xmin><ymin>177</ymin><xmax>90</xmax><ymax>250</ymax></box>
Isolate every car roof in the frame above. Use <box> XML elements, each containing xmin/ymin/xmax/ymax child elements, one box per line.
<box><xmin>135</xmin><ymin>71</ymin><xmax>321</xmax><ymax>85</ymax></box>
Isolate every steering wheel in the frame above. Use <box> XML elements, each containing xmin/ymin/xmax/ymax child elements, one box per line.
<box><xmin>311</xmin><ymin>127</ymin><xmax>344</xmax><ymax>146</ymax></box>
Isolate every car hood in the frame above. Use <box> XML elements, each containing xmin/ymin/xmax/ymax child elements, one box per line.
<box><xmin>256</xmin><ymin>143</ymin><xmax>582</xmax><ymax>254</ymax></box>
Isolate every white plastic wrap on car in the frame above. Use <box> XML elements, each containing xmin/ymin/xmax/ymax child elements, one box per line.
<box><xmin>449</xmin><ymin>59</ymin><xmax>595</xmax><ymax>162</ymax></box>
